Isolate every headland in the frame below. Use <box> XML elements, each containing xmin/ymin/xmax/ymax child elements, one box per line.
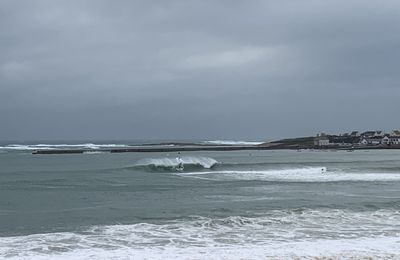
<box><xmin>31</xmin><ymin>129</ymin><xmax>400</xmax><ymax>154</ymax></box>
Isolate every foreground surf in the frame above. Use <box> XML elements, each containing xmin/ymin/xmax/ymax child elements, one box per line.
<box><xmin>1</xmin><ymin>209</ymin><xmax>399</xmax><ymax>259</ymax></box>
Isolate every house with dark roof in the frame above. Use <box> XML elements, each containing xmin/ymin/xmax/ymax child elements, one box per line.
<box><xmin>360</xmin><ymin>137</ymin><xmax>382</xmax><ymax>145</ymax></box>
<box><xmin>382</xmin><ymin>135</ymin><xmax>400</xmax><ymax>145</ymax></box>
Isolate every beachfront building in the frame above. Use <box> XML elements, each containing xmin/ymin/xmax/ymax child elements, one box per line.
<box><xmin>314</xmin><ymin>135</ymin><xmax>330</xmax><ymax>146</ymax></box>
<box><xmin>360</xmin><ymin>138</ymin><xmax>382</xmax><ymax>145</ymax></box>
<box><xmin>329</xmin><ymin>129</ymin><xmax>400</xmax><ymax>146</ymax></box>
<box><xmin>382</xmin><ymin>136</ymin><xmax>400</xmax><ymax>145</ymax></box>
<box><xmin>391</xmin><ymin>136</ymin><xmax>400</xmax><ymax>145</ymax></box>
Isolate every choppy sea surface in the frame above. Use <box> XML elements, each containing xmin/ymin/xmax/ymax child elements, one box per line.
<box><xmin>1</xmin><ymin>142</ymin><xmax>400</xmax><ymax>259</ymax></box>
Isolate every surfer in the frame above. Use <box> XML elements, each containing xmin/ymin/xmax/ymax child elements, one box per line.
<box><xmin>176</xmin><ymin>153</ymin><xmax>184</xmax><ymax>171</ymax></box>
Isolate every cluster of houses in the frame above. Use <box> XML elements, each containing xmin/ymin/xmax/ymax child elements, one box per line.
<box><xmin>314</xmin><ymin>130</ymin><xmax>400</xmax><ymax>147</ymax></box>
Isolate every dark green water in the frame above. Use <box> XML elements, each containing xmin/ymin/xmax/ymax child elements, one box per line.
<box><xmin>1</xmin><ymin>147</ymin><xmax>400</xmax><ymax>259</ymax></box>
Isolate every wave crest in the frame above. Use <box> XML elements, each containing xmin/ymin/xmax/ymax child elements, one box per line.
<box><xmin>0</xmin><ymin>143</ymin><xmax>129</xmax><ymax>151</ymax></box>
<box><xmin>202</xmin><ymin>140</ymin><xmax>263</xmax><ymax>145</ymax></box>
<box><xmin>134</xmin><ymin>156</ymin><xmax>218</xmax><ymax>171</ymax></box>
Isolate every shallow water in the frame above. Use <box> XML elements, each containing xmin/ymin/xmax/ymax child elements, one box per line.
<box><xmin>1</xmin><ymin>147</ymin><xmax>400</xmax><ymax>259</ymax></box>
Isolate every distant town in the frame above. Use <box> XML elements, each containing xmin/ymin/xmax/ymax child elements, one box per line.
<box><xmin>30</xmin><ymin>129</ymin><xmax>400</xmax><ymax>155</ymax></box>
<box><xmin>262</xmin><ymin>129</ymin><xmax>400</xmax><ymax>150</ymax></box>
<box><xmin>313</xmin><ymin>130</ymin><xmax>400</xmax><ymax>148</ymax></box>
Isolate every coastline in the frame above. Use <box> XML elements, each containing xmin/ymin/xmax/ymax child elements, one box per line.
<box><xmin>3</xmin><ymin>143</ymin><xmax>400</xmax><ymax>259</ymax></box>
<box><xmin>26</xmin><ymin>135</ymin><xmax>400</xmax><ymax>154</ymax></box>
<box><xmin>31</xmin><ymin>142</ymin><xmax>400</xmax><ymax>154</ymax></box>
<box><xmin>32</xmin><ymin>144</ymin><xmax>277</xmax><ymax>154</ymax></box>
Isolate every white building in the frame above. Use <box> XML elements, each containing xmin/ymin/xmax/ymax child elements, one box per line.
<box><xmin>382</xmin><ymin>136</ymin><xmax>400</xmax><ymax>145</ymax></box>
<box><xmin>360</xmin><ymin>138</ymin><xmax>382</xmax><ymax>145</ymax></box>
<box><xmin>314</xmin><ymin>136</ymin><xmax>330</xmax><ymax>146</ymax></box>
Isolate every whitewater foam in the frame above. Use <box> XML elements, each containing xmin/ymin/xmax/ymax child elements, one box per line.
<box><xmin>0</xmin><ymin>143</ymin><xmax>129</xmax><ymax>151</ymax></box>
<box><xmin>135</xmin><ymin>156</ymin><xmax>218</xmax><ymax>171</ymax></box>
<box><xmin>82</xmin><ymin>151</ymin><xmax>110</xmax><ymax>154</ymax></box>
<box><xmin>1</xmin><ymin>209</ymin><xmax>399</xmax><ymax>259</ymax></box>
<box><xmin>202</xmin><ymin>140</ymin><xmax>264</xmax><ymax>145</ymax></box>
<box><xmin>179</xmin><ymin>167</ymin><xmax>400</xmax><ymax>182</ymax></box>
<box><xmin>3</xmin><ymin>237</ymin><xmax>400</xmax><ymax>260</ymax></box>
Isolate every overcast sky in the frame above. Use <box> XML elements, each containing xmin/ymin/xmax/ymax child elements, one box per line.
<box><xmin>1</xmin><ymin>0</ymin><xmax>399</xmax><ymax>141</ymax></box>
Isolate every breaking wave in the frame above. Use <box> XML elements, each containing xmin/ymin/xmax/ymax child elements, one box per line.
<box><xmin>202</xmin><ymin>140</ymin><xmax>264</xmax><ymax>145</ymax></box>
<box><xmin>82</xmin><ymin>151</ymin><xmax>110</xmax><ymax>154</ymax></box>
<box><xmin>179</xmin><ymin>167</ymin><xmax>400</xmax><ymax>182</ymax></box>
<box><xmin>134</xmin><ymin>156</ymin><xmax>218</xmax><ymax>171</ymax></box>
<box><xmin>0</xmin><ymin>143</ymin><xmax>129</xmax><ymax>151</ymax></box>
<box><xmin>1</xmin><ymin>209</ymin><xmax>399</xmax><ymax>259</ymax></box>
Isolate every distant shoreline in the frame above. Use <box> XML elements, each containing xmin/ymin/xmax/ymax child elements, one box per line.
<box><xmin>32</xmin><ymin>142</ymin><xmax>400</xmax><ymax>154</ymax></box>
<box><xmin>32</xmin><ymin>145</ymin><xmax>273</xmax><ymax>154</ymax></box>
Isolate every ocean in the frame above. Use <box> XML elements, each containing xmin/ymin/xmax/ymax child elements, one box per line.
<box><xmin>1</xmin><ymin>143</ymin><xmax>400</xmax><ymax>259</ymax></box>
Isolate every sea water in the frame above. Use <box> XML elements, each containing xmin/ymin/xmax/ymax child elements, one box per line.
<box><xmin>1</xmin><ymin>145</ymin><xmax>400</xmax><ymax>259</ymax></box>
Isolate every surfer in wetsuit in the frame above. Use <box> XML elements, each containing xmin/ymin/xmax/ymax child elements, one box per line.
<box><xmin>176</xmin><ymin>152</ymin><xmax>184</xmax><ymax>171</ymax></box>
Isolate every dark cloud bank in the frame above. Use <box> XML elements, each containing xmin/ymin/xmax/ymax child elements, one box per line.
<box><xmin>1</xmin><ymin>0</ymin><xmax>399</xmax><ymax>141</ymax></box>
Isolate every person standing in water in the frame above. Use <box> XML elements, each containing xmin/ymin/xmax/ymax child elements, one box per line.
<box><xmin>176</xmin><ymin>152</ymin><xmax>184</xmax><ymax>171</ymax></box>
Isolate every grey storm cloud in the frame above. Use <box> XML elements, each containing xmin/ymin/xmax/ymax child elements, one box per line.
<box><xmin>1</xmin><ymin>0</ymin><xmax>400</xmax><ymax>141</ymax></box>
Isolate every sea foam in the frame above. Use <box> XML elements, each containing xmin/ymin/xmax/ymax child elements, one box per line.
<box><xmin>202</xmin><ymin>140</ymin><xmax>264</xmax><ymax>145</ymax></box>
<box><xmin>1</xmin><ymin>209</ymin><xmax>399</xmax><ymax>259</ymax></box>
<box><xmin>179</xmin><ymin>167</ymin><xmax>400</xmax><ymax>182</ymax></box>
<box><xmin>0</xmin><ymin>143</ymin><xmax>129</xmax><ymax>151</ymax></box>
<box><xmin>3</xmin><ymin>237</ymin><xmax>400</xmax><ymax>260</ymax></box>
